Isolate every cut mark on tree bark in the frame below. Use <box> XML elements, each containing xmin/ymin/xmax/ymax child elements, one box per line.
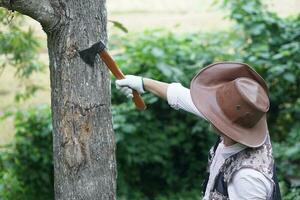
<box><xmin>66</xmin><ymin>43</ymin><xmax>79</xmax><ymax>59</ymax></box>
<box><xmin>59</xmin><ymin>101</ymin><xmax>104</xmax><ymax>173</ymax></box>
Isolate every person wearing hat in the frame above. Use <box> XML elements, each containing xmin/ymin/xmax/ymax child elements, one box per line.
<box><xmin>116</xmin><ymin>62</ymin><xmax>281</xmax><ymax>200</ymax></box>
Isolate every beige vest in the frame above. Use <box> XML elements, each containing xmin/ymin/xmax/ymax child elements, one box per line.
<box><xmin>204</xmin><ymin>135</ymin><xmax>280</xmax><ymax>200</ymax></box>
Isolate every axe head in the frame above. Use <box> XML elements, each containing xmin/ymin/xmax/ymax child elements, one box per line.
<box><xmin>79</xmin><ymin>41</ymin><xmax>106</xmax><ymax>67</ymax></box>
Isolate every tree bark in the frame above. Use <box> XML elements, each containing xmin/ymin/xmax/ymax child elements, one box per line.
<box><xmin>0</xmin><ymin>0</ymin><xmax>116</xmax><ymax>199</ymax></box>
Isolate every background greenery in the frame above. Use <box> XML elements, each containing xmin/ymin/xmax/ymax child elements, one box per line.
<box><xmin>1</xmin><ymin>0</ymin><xmax>300</xmax><ymax>199</ymax></box>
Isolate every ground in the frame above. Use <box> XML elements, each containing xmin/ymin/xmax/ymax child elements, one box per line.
<box><xmin>0</xmin><ymin>0</ymin><xmax>299</xmax><ymax>145</ymax></box>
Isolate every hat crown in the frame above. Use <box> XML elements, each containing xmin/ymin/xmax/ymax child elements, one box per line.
<box><xmin>216</xmin><ymin>77</ymin><xmax>269</xmax><ymax>128</ymax></box>
<box><xmin>236</xmin><ymin>78</ymin><xmax>269</xmax><ymax>112</ymax></box>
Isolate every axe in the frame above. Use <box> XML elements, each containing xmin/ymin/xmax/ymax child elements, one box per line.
<box><xmin>79</xmin><ymin>41</ymin><xmax>146</xmax><ymax>110</ymax></box>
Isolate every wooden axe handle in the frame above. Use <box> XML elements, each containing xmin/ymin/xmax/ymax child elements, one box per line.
<box><xmin>99</xmin><ymin>50</ymin><xmax>146</xmax><ymax>110</ymax></box>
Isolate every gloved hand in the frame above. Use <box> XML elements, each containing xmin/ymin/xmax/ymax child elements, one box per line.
<box><xmin>116</xmin><ymin>75</ymin><xmax>145</xmax><ymax>98</ymax></box>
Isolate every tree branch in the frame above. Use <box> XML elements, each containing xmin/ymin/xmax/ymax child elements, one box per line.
<box><xmin>0</xmin><ymin>0</ymin><xmax>59</xmax><ymax>31</ymax></box>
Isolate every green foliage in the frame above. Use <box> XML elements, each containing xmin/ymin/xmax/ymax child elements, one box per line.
<box><xmin>0</xmin><ymin>105</ymin><xmax>53</xmax><ymax>200</ymax></box>
<box><xmin>283</xmin><ymin>188</ymin><xmax>300</xmax><ymax>200</ymax></box>
<box><xmin>0</xmin><ymin>8</ymin><xmax>44</xmax><ymax>101</ymax></box>
<box><xmin>0</xmin><ymin>168</ymin><xmax>24</xmax><ymax>199</ymax></box>
<box><xmin>155</xmin><ymin>190</ymin><xmax>202</xmax><ymax>200</ymax></box>
<box><xmin>273</xmin><ymin>126</ymin><xmax>300</xmax><ymax>178</ymax></box>
<box><xmin>109</xmin><ymin>20</ymin><xmax>129</xmax><ymax>33</ymax></box>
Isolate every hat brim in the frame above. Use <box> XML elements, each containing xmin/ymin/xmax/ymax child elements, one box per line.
<box><xmin>190</xmin><ymin>62</ymin><xmax>268</xmax><ymax>147</ymax></box>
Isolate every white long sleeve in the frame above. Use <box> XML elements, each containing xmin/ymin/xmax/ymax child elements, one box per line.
<box><xmin>166</xmin><ymin>83</ymin><xmax>206</xmax><ymax>119</ymax></box>
<box><xmin>228</xmin><ymin>168</ymin><xmax>273</xmax><ymax>200</ymax></box>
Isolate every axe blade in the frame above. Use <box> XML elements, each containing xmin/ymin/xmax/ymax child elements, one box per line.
<box><xmin>79</xmin><ymin>41</ymin><xmax>106</xmax><ymax>67</ymax></box>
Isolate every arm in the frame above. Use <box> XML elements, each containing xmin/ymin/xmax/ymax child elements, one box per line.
<box><xmin>143</xmin><ymin>78</ymin><xmax>169</xmax><ymax>100</ymax></box>
<box><xmin>228</xmin><ymin>168</ymin><xmax>273</xmax><ymax>200</ymax></box>
<box><xmin>116</xmin><ymin>75</ymin><xmax>205</xmax><ymax>119</ymax></box>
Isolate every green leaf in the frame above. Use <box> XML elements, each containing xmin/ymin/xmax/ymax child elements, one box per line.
<box><xmin>283</xmin><ymin>73</ymin><xmax>296</xmax><ymax>83</ymax></box>
<box><xmin>109</xmin><ymin>20</ymin><xmax>128</xmax><ymax>33</ymax></box>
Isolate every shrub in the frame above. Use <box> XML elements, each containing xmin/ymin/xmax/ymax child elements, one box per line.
<box><xmin>0</xmin><ymin>105</ymin><xmax>53</xmax><ymax>200</ymax></box>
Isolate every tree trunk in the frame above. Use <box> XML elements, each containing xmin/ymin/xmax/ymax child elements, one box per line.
<box><xmin>48</xmin><ymin>1</ymin><xmax>116</xmax><ymax>199</ymax></box>
<box><xmin>0</xmin><ymin>0</ymin><xmax>116</xmax><ymax>199</ymax></box>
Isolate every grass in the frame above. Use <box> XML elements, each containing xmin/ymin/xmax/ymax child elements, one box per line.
<box><xmin>0</xmin><ymin>63</ymin><xmax>50</xmax><ymax>145</ymax></box>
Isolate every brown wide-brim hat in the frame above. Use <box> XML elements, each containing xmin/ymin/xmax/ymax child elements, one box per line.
<box><xmin>190</xmin><ymin>62</ymin><xmax>269</xmax><ymax>147</ymax></box>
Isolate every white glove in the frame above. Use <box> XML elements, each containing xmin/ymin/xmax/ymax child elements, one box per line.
<box><xmin>115</xmin><ymin>75</ymin><xmax>145</xmax><ymax>98</ymax></box>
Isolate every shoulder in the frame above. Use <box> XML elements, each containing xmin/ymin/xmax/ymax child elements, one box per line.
<box><xmin>228</xmin><ymin>168</ymin><xmax>273</xmax><ymax>199</ymax></box>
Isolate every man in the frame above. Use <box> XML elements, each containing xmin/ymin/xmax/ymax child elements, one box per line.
<box><xmin>116</xmin><ymin>62</ymin><xmax>281</xmax><ymax>199</ymax></box>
